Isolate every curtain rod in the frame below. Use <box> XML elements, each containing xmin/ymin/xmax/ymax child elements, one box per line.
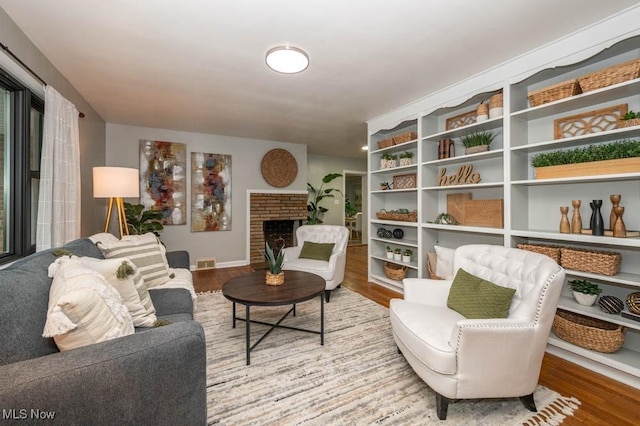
<box><xmin>1</xmin><ymin>42</ymin><xmax>85</xmax><ymax>118</ymax></box>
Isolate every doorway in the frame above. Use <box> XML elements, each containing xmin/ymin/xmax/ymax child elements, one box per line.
<box><xmin>343</xmin><ymin>170</ymin><xmax>367</xmax><ymax>246</ymax></box>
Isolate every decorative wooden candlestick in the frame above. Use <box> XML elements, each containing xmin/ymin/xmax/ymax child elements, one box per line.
<box><xmin>571</xmin><ymin>199</ymin><xmax>582</xmax><ymax>234</ymax></box>
<box><xmin>610</xmin><ymin>194</ymin><xmax>621</xmax><ymax>230</ymax></box>
<box><xmin>560</xmin><ymin>206</ymin><xmax>570</xmax><ymax>233</ymax></box>
<box><xmin>591</xmin><ymin>200</ymin><xmax>604</xmax><ymax>236</ymax></box>
<box><xmin>612</xmin><ymin>206</ymin><xmax>627</xmax><ymax>237</ymax></box>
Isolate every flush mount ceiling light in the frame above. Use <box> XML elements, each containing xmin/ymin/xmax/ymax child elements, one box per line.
<box><xmin>265</xmin><ymin>45</ymin><xmax>309</xmax><ymax>74</ymax></box>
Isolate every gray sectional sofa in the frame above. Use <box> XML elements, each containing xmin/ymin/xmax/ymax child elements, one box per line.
<box><xmin>0</xmin><ymin>238</ymin><xmax>206</xmax><ymax>425</ymax></box>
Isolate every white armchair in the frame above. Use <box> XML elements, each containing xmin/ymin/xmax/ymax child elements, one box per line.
<box><xmin>389</xmin><ymin>244</ymin><xmax>565</xmax><ymax>420</ymax></box>
<box><xmin>282</xmin><ymin>225</ymin><xmax>349</xmax><ymax>302</ymax></box>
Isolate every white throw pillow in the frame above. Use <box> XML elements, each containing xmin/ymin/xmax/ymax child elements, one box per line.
<box><xmin>97</xmin><ymin>233</ymin><xmax>171</xmax><ymax>288</ymax></box>
<box><xmin>434</xmin><ymin>245</ymin><xmax>455</xmax><ymax>280</ymax></box>
<box><xmin>43</xmin><ymin>257</ymin><xmax>134</xmax><ymax>351</ymax></box>
<box><xmin>79</xmin><ymin>257</ymin><xmax>157</xmax><ymax>327</ymax></box>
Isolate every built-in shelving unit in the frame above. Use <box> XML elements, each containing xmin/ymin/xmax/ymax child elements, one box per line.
<box><xmin>367</xmin><ymin>7</ymin><xmax>640</xmax><ymax>389</ymax></box>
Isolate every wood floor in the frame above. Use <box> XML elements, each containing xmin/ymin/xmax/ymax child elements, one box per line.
<box><xmin>193</xmin><ymin>245</ymin><xmax>640</xmax><ymax>425</ymax></box>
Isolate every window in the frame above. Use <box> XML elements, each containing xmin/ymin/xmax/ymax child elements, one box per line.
<box><xmin>0</xmin><ymin>68</ymin><xmax>44</xmax><ymax>263</ymax></box>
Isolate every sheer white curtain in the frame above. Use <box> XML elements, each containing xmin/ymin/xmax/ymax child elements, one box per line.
<box><xmin>36</xmin><ymin>86</ymin><xmax>81</xmax><ymax>251</ymax></box>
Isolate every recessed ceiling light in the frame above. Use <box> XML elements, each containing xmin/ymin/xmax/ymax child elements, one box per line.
<box><xmin>265</xmin><ymin>46</ymin><xmax>309</xmax><ymax>74</ymax></box>
<box><xmin>361</xmin><ymin>145</ymin><xmax>368</xmax><ymax>151</ymax></box>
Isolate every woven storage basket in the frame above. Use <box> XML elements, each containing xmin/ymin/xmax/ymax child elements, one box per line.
<box><xmin>377</xmin><ymin>138</ymin><xmax>394</xmax><ymax>149</ymax></box>
<box><xmin>392</xmin><ymin>131</ymin><xmax>417</xmax><ymax>145</ymax></box>
<box><xmin>553</xmin><ymin>309</ymin><xmax>625</xmax><ymax>353</ymax></box>
<box><xmin>384</xmin><ymin>262</ymin><xmax>407</xmax><ymax>281</ymax></box>
<box><xmin>427</xmin><ymin>256</ymin><xmax>443</xmax><ymax>280</ymax></box>
<box><xmin>560</xmin><ymin>247</ymin><xmax>621</xmax><ymax>276</ymax></box>
<box><xmin>528</xmin><ymin>79</ymin><xmax>581</xmax><ymax>107</ymax></box>
<box><xmin>476</xmin><ymin>102</ymin><xmax>488</xmax><ymax>116</ymax></box>
<box><xmin>375</xmin><ymin>209</ymin><xmax>418</xmax><ymax>222</ymax></box>
<box><xmin>618</xmin><ymin>117</ymin><xmax>640</xmax><ymax>128</ymax></box>
<box><xmin>578</xmin><ymin>58</ymin><xmax>640</xmax><ymax>93</ymax></box>
<box><xmin>489</xmin><ymin>93</ymin><xmax>503</xmax><ymax>108</ymax></box>
<box><xmin>516</xmin><ymin>243</ymin><xmax>562</xmax><ymax>264</ymax></box>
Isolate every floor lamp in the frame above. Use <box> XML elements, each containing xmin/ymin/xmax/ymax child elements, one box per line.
<box><xmin>93</xmin><ymin>167</ymin><xmax>140</xmax><ymax>238</ymax></box>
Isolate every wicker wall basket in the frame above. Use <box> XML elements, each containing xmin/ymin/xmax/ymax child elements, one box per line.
<box><xmin>553</xmin><ymin>309</ymin><xmax>625</xmax><ymax>353</ymax></box>
<box><xmin>560</xmin><ymin>247</ymin><xmax>621</xmax><ymax>276</ymax></box>
<box><xmin>578</xmin><ymin>58</ymin><xmax>640</xmax><ymax>93</ymax></box>
<box><xmin>384</xmin><ymin>262</ymin><xmax>407</xmax><ymax>281</ymax></box>
<box><xmin>516</xmin><ymin>243</ymin><xmax>562</xmax><ymax>264</ymax></box>
<box><xmin>528</xmin><ymin>79</ymin><xmax>581</xmax><ymax>107</ymax></box>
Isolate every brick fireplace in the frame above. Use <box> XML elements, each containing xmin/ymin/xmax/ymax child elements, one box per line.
<box><xmin>248</xmin><ymin>191</ymin><xmax>307</xmax><ymax>264</ymax></box>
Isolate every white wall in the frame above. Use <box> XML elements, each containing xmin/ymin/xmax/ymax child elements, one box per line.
<box><xmin>307</xmin><ymin>154</ymin><xmax>367</xmax><ymax>226</ymax></box>
<box><xmin>106</xmin><ymin>123</ymin><xmax>307</xmax><ymax>266</ymax></box>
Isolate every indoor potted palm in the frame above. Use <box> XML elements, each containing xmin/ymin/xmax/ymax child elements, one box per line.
<box><xmin>261</xmin><ymin>242</ymin><xmax>285</xmax><ymax>285</ymax></box>
<box><xmin>568</xmin><ymin>279</ymin><xmax>602</xmax><ymax>306</ymax></box>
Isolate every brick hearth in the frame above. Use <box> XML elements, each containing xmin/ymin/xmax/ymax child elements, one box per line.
<box><xmin>249</xmin><ymin>192</ymin><xmax>307</xmax><ymax>264</ymax></box>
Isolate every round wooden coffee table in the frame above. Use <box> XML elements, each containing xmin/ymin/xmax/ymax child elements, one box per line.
<box><xmin>222</xmin><ymin>270</ymin><xmax>326</xmax><ymax>365</ymax></box>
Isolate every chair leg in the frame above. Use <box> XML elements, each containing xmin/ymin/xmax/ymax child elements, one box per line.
<box><xmin>519</xmin><ymin>393</ymin><xmax>537</xmax><ymax>412</ymax></box>
<box><xmin>325</xmin><ymin>290</ymin><xmax>331</xmax><ymax>303</ymax></box>
<box><xmin>396</xmin><ymin>345</ymin><xmax>402</xmax><ymax>355</ymax></box>
<box><xmin>435</xmin><ymin>393</ymin><xmax>449</xmax><ymax>420</ymax></box>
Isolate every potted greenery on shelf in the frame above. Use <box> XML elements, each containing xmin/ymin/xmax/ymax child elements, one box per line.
<box><xmin>460</xmin><ymin>131</ymin><xmax>495</xmax><ymax>155</ymax></box>
<box><xmin>381</xmin><ymin>153</ymin><xmax>397</xmax><ymax>169</ymax></box>
<box><xmin>531</xmin><ymin>139</ymin><xmax>640</xmax><ymax>179</ymax></box>
<box><xmin>568</xmin><ymin>279</ymin><xmax>602</xmax><ymax>306</ymax></box>
<box><xmin>393</xmin><ymin>248</ymin><xmax>402</xmax><ymax>261</ymax></box>
<box><xmin>399</xmin><ymin>151</ymin><xmax>414</xmax><ymax>167</ymax></box>
<box><xmin>619</xmin><ymin>110</ymin><xmax>640</xmax><ymax>128</ymax></box>
<box><xmin>386</xmin><ymin>246</ymin><xmax>394</xmax><ymax>259</ymax></box>
<box><xmin>402</xmin><ymin>249</ymin><xmax>413</xmax><ymax>263</ymax></box>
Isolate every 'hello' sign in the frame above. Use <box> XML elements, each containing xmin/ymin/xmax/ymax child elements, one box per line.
<box><xmin>438</xmin><ymin>164</ymin><xmax>481</xmax><ymax>186</ymax></box>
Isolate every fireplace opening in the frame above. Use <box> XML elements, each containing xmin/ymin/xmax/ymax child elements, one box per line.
<box><xmin>263</xmin><ymin>220</ymin><xmax>296</xmax><ymax>257</ymax></box>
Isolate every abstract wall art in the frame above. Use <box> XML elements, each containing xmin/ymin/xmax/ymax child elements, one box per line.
<box><xmin>190</xmin><ymin>152</ymin><xmax>232</xmax><ymax>232</ymax></box>
<box><xmin>139</xmin><ymin>140</ymin><xmax>187</xmax><ymax>225</ymax></box>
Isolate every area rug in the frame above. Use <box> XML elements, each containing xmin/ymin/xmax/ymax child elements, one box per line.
<box><xmin>195</xmin><ymin>288</ymin><xmax>580</xmax><ymax>425</ymax></box>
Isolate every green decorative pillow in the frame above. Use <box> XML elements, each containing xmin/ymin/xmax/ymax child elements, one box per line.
<box><xmin>447</xmin><ymin>268</ymin><xmax>516</xmax><ymax>319</ymax></box>
<box><xmin>299</xmin><ymin>242</ymin><xmax>335</xmax><ymax>261</ymax></box>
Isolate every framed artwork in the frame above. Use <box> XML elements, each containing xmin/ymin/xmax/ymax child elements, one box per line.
<box><xmin>139</xmin><ymin>140</ymin><xmax>187</xmax><ymax>225</ymax></box>
<box><xmin>190</xmin><ymin>152</ymin><xmax>232</xmax><ymax>232</ymax></box>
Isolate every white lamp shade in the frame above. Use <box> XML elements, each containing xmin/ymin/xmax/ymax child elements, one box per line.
<box><xmin>93</xmin><ymin>167</ymin><xmax>140</xmax><ymax>198</ymax></box>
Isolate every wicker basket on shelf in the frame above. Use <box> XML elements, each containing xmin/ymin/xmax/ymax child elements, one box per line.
<box><xmin>618</xmin><ymin>117</ymin><xmax>640</xmax><ymax>128</ymax></box>
<box><xmin>489</xmin><ymin>92</ymin><xmax>503</xmax><ymax>109</ymax></box>
<box><xmin>560</xmin><ymin>247</ymin><xmax>621</xmax><ymax>276</ymax></box>
<box><xmin>392</xmin><ymin>131</ymin><xmax>418</xmax><ymax>145</ymax></box>
<box><xmin>426</xmin><ymin>253</ymin><xmax>443</xmax><ymax>280</ymax></box>
<box><xmin>578</xmin><ymin>58</ymin><xmax>640</xmax><ymax>93</ymax></box>
<box><xmin>384</xmin><ymin>262</ymin><xmax>407</xmax><ymax>281</ymax></box>
<box><xmin>528</xmin><ymin>79</ymin><xmax>581</xmax><ymax>107</ymax></box>
<box><xmin>376</xmin><ymin>138</ymin><xmax>394</xmax><ymax>149</ymax></box>
<box><xmin>376</xmin><ymin>209</ymin><xmax>418</xmax><ymax>222</ymax></box>
<box><xmin>553</xmin><ymin>309</ymin><xmax>625</xmax><ymax>353</ymax></box>
<box><xmin>516</xmin><ymin>243</ymin><xmax>562</xmax><ymax>264</ymax></box>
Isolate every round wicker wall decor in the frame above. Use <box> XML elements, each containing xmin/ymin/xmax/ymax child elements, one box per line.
<box><xmin>260</xmin><ymin>149</ymin><xmax>298</xmax><ymax>187</ymax></box>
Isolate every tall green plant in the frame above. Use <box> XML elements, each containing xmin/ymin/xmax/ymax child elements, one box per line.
<box><xmin>260</xmin><ymin>242</ymin><xmax>285</xmax><ymax>274</ymax></box>
<box><xmin>307</xmin><ymin>173</ymin><xmax>342</xmax><ymax>224</ymax></box>
<box><xmin>124</xmin><ymin>202</ymin><xmax>164</xmax><ymax>237</ymax></box>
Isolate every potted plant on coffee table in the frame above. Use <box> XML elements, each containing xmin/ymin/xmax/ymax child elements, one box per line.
<box><xmin>261</xmin><ymin>242</ymin><xmax>285</xmax><ymax>286</ymax></box>
<box><xmin>568</xmin><ymin>279</ymin><xmax>602</xmax><ymax>306</ymax></box>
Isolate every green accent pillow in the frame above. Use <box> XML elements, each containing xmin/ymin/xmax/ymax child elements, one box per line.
<box><xmin>299</xmin><ymin>241</ymin><xmax>335</xmax><ymax>261</ymax></box>
<box><xmin>447</xmin><ymin>268</ymin><xmax>516</xmax><ymax>319</ymax></box>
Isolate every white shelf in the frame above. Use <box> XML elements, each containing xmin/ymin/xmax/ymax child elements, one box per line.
<box><xmin>511</xmin><ymin>229</ymin><xmax>640</xmax><ymax>248</ymax></box>
<box><xmin>371</xmin><ymin>255</ymin><xmax>418</xmax><ymax>270</ymax></box>
<box><xmin>370</xmin><ymin>140</ymin><xmax>417</xmax><ymax>155</ymax></box>
<box><xmin>422</xmin><ymin>223</ymin><xmax>505</xmax><ymax>235</ymax></box>
<box><xmin>421</xmin><ymin>149</ymin><xmax>504</xmax><ymax>166</ymax></box>
<box><xmin>370</xmin><ymin>273</ymin><xmax>403</xmax><ymax>292</ymax></box>
<box><xmin>422</xmin><ymin>181</ymin><xmax>503</xmax><ymax>191</ymax></box>
<box><xmin>564</xmin><ymin>269</ymin><xmax>640</xmax><ymax>287</ymax></box>
<box><xmin>370</xmin><ymin>236</ymin><xmax>419</xmax><ymax>247</ymax></box>
<box><xmin>371</xmin><ymin>164</ymin><xmax>417</xmax><ymax>174</ymax></box>
<box><xmin>371</xmin><ymin>188</ymin><xmax>417</xmax><ymax>194</ymax></box>
<box><xmin>370</xmin><ymin>219</ymin><xmax>418</xmax><ymax>228</ymax></box>
<box><xmin>511</xmin><ymin>126</ymin><xmax>640</xmax><ymax>153</ymax></box>
<box><xmin>422</xmin><ymin>116</ymin><xmax>503</xmax><ymax>141</ymax></box>
<box><xmin>512</xmin><ymin>78</ymin><xmax>640</xmax><ymax>121</ymax></box>
<box><xmin>557</xmin><ymin>295</ymin><xmax>640</xmax><ymax>331</ymax></box>
<box><xmin>512</xmin><ymin>172</ymin><xmax>640</xmax><ymax>186</ymax></box>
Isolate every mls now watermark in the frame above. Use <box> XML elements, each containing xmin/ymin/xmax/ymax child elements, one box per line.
<box><xmin>3</xmin><ymin>409</ymin><xmax>56</xmax><ymax>420</ymax></box>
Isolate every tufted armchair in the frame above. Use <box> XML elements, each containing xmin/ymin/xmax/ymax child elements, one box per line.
<box><xmin>282</xmin><ymin>225</ymin><xmax>349</xmax><ymax>302</ymax></box>
<box><xmin>389</xmin><ymin>244</ymin><xmax>565</xmax><ymax>420</ymax></box>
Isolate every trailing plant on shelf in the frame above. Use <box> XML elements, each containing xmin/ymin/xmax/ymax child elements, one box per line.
<box><xmin>402</xmin><ymin>249</ymin><xmax>413</xmax><ymax>256</ymax></box>
<box><xmin>432</xmin><ymin>212</ymin><xmax>458</xmax><ymax>225</ymax></box>
<box><xmin>460</xmin><ymin>131</ymin><xmax>495</xmax><ymax>148</ymax></box>
<box><xmin>622</xmin><ymin>111</ymin><xmax>640</xmax><ymax>120</ymax></box>
<box><xmin>380</xmin><ymin>182</ymin><xmax>391</xmax><ymax>190</ymax></box>
<box><xmin>307</xmin><ymin>173</ymin><xmax>342</xmax><ymax>224</ymax></box>
<box><xmin>124</xmin><ymin>202</ymin><xmax>164</xmax><ymax>238</ymax></box>
<box><xmin>394</xmin><ymin>248</ymin><xmax>402</xmax><ymax>254</ymax></box>
<box><xmin>386</xmin><ymin>246</ymin><xmax>393</xmax><ymax>252</ymax></box>
<box><xmin>531</xmin><ymin>139</ymin><xmax>640</xmax><ymax>168</ymax></box>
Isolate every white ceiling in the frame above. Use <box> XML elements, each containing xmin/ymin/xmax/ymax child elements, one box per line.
<box><xmin>1</xmin><ymin>0</ymin><xmax>637</xmax><ymax>157</ymax></box>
